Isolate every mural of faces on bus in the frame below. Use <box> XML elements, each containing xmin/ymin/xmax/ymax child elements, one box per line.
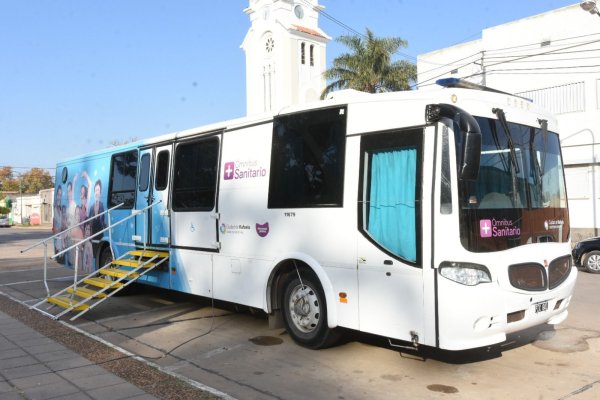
<box><xmin>53</xmin><ymin>163</ymin><xmax>109</xmax><ymax>272</ymax></box>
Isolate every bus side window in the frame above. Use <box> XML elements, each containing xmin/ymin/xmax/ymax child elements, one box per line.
<box><xmin>268</xmin><ymin>107</ymin><xmax>347</xmax><ymax>208</ymax></box>
<box><xmin>172</xmin><ymin>137</ymin><xmax>219</xmax><ymax>211</ymax></box>
<box><xmin>108</xmin><ymin>150</ymin><xmax>138</xmax><ymax>209</ymax></box>
<box><xmin>155</xmin><ymin>150</ymin><xmax>170</xmax><ymax>191</ymax></box>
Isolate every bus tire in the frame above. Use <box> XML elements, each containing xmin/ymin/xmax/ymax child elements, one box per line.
<box><xmin>281</xmin><ymin>271</ymin><xmax>340</xmax><ymax>349</ymax></box>
<box><xmin>582</xmin><ymin>250</ymin><xmax>600</xmax><ymax>274</ymax></box>
<box><xmin>98</xmin><ymin>246</ymin><xmax>113</xmax><ymax>269</ymax></box>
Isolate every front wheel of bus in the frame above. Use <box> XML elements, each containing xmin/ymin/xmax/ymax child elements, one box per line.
<box><xmin>281</xmin><ymin>272</ymin><xmax>340</xmax><ymax>349</ymax></box>
<box><xmin>582</xmin><ymin>251</ymin><xmax>600</xmax><ymax>274</ymax></box>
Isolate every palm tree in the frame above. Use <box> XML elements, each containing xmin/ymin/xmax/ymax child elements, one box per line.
<box><xmin>322</xmin><ymin>29</ymin><xmax>416</xmax><ymax>99</ymax></box>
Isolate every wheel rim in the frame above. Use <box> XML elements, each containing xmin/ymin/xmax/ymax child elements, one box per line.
<box><xmin>288</xmin><ymin>284</ymin><xmax>321</xmax><ymax>334</ymax></box>
<box><xmin>587</xmin><ymin>254</ymin><xmax>600</xmax><ymax>271</ymax></box>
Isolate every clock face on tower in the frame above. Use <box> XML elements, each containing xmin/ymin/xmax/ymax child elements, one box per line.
<box><xmin>294</xmin><ymin>4</ymin><xmax>304</xmax><ymax>19</ymax></box>
<box><xmin>265</xmin><ymin>37</ymin><xmax>275</xmax><ymax>53</ymax></box>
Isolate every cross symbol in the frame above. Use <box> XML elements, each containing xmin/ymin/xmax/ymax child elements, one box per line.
<box><xmin>481</xmin><ymin>221</ymin><xmax>491</xmax><ymax>235</ymax></box>
<box><xmin>225</xmin><ymin>164</ymin><xmax>233</xmax><ymax>179</ymax></box>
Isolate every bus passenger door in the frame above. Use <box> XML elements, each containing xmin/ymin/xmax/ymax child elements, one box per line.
<box><xmin>170</xmin><ymin>135</ymin><xmax>221</xmax><ymax>251</ymax></box>
<box><xmin>357</xmin><ymin>129</ymin><xmax>425</xmax><ymax>343</ymax></box>
<box><xmin>135</xmin><ymin>145</ymin><xmax>172</xmax><ymax>247</ymax></box>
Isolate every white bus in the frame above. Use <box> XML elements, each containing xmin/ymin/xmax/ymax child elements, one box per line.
<box><xmin>50</xmin><ymin>79</ymin><xmax>576</xmax><ymax>351</ymax></box>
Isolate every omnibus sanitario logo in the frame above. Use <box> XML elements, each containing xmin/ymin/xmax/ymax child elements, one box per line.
<box><xmin>224</xmin><ymin>160</ymin><xmax>267</xmax><ymax>180</ymax></box>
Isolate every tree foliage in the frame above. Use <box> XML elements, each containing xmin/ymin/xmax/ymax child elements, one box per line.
<box><xmin>0</xmin><ymin>166</ymin><xmax>54</xmax><ymax>194</ymax></box>
<box><xmin>322</xmin><ymin>29</ymin><xmax>417</xmax><ymax>99</ymax></box>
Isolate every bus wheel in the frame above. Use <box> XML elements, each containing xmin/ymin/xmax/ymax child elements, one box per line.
<box><xmin>98</xmin><ymin>246</ymin><xmax>113</xmax><ymax>269</ymax></box>
<box><xmin>281</xmin><ymin>271</ymin><xmax>339</xmax><ymax>349</ymax></box>
<box><xmin>582</xmin><ymin>251</ymin><xmax>600</xmax><ymax>274</ymax></box>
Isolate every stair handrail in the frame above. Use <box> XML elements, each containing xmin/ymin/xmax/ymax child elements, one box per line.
<box><xmin>20</xmin><ymin>202</ymin><xmax>124</xmax><ymax>297</ymax></box>
<box><xmin>21</xmin><ymin>202</ymin><xmax>125</xmax><ymax>254</ymax></box>
<box><xmin>52</xmin><ymin>200</ymin><xmax>162</xmax><ymax>261</ymax></box>
<box><xmin>49</xmin><ymin>200</ymin><xmax>163</xmax><ymax>302</ymax></box>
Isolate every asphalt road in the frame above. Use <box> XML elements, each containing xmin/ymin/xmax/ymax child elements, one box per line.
<box><xmin>1</xmin><ymin>227</ymin><xmax>600</xmax><ymax>400</ymax></box>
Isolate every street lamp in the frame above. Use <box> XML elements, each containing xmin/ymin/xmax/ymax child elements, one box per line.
<box><xmin>580</xmin><ymin>0</ymin><xmax>600</xmax><ymax>17</ymax></box>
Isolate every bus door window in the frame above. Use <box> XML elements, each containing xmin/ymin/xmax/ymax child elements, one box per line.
<box><xmin>359</xmin><ymin>129</ymin><xmax>423</xmax><ymax>265</ymax></box>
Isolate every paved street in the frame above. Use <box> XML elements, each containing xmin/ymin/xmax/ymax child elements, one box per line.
<box><xmin>1</xmin><ymin>227</ymin><xmax>599</xmax><ymax>399</ymax></box>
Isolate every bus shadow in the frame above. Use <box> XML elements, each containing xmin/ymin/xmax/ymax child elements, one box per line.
<box><xmin>340</xmin><ymin>324</ymin><xmax>555</xmax><ymax>364</ymax></box>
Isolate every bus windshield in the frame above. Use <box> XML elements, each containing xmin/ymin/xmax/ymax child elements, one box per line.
<box><xmin>458</xmin><ymin>116</ymin><xmax>569</xmax><ymax>252</ymax></box>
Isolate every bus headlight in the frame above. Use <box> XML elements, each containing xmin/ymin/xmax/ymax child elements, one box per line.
<box><xmin>439</xmin><ymin>261</ymin><xmax>492</xmax><ymax>286</ymax></box>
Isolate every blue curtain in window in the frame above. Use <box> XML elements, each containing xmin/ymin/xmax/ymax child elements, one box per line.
<box><xmin>368</xmin><ymin>148</ymin><xmax>417</xmax><ymax>262</ymax></box>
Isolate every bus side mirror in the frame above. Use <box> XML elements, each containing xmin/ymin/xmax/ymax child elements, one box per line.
<box><xmin>426</xmin><ymin>103</ymin><xmax>481</xmax><ymax>181</ymax></box>
<box><xmin>457</xmin><ymin>113</ymin><xmax>481</xmax><ymax>181</ymax></box>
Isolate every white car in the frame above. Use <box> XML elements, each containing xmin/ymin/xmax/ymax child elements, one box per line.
<box><xmin>0</xmin><ymin>215</ymin><xmax>10</xmax><ymax>227</ymax></box>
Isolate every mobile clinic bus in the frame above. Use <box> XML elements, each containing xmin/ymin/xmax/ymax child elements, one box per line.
<box><xmin>47</xmin><ymin>79</ymin><xmax>576</xmax><ymax>351</ymax></box>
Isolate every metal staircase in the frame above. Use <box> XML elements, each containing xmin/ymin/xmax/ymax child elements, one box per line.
<box><xmin>22</xmin><ymin>201</ymin><xmax>167</xmax><ymax>321</ymax></box>
<box><xmin>37</xmin><ymin>249</ymin><xmax>169</xmax><ymax>320</ymax></box>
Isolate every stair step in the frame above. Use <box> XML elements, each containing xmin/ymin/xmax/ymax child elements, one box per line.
<box><xmin>47</xmin><ymin>296</ymin><xmax>89</xmax><ymax>311</ymax></box>
<box><xmin>83</xmin><ymin>277</ymin><xmax>124</xmax><ymax>289</ymax></box>
<box><xmin>112</xmin><ymin>259</ymin><xmax>157</xmax><ymax>268</ymax></box>
<box><xmin>99</xmin><ymin>268</ymin><xmax>139</xmax><ymax>279</ymax></box>
<box><xmin>66</xmin><ymin>287</ymin><xmax>107</xmax><ymax>299</ymax></box>
<box><xmin>128</xmin><ymin>250</ymin><xmax>169</xmax><ymax>259</ymax></box>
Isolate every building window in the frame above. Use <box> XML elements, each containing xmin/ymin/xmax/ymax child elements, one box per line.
<box><xmin>268</xmin><ymin>107</ymin><xmax>347</xmax><ymax>208</ymax></box>
<box><xmin>310</xmin><ymin>45</ymin><xmax>314</xmax><ymax>66</ymax></box>
<box><xmin>301</xmin><ymin>42</ymin><xmax>305</xmax><ymax>65</ymax></box>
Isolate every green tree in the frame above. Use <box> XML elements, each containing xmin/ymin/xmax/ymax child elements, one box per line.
<box><xmin>20</xmin><ymin>168</ymin><xmax>54</xmax><ymax>194</ymax></box>
<box><xmin>0</xmin><ymin>166</ymin><xmax>18</xmax><ymax>192</ymax></box>
<box><xmin>322</xmin><ymin>28</ymin><xmax>416</xmax><ymax>99</ymax></box>
<box><xmin>0</xmin><ymin>166</ymin><xmax>53</xmax><ymax>194</ymax></box>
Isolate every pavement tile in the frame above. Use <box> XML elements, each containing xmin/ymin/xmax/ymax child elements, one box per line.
<box><xmin>66</xmin><ymin>372</ymin><xmax>126</xmax><ymax>390</ymax></box>
<box><xmin>52</xmin><ymin>392</ymin><xmax>94</xmax><ymax>400</ymax></box>
<box><xmin>86</xmin><ymin>382</ymin><xmax>145</xmax><ymax>400</ymax></box>
<box><xmin>24</xmin><ymin>342</ymin><xmax>67</xmax><ymax>355</ymax></box>
<box><xmin>0</xmin><ymin>355</ymin><xmax>39</xmax><ymax>370</ymax></box>
<box><xmin>127</xmin><ymin>395</ymin><xmax>160</xmax><ymax>400</ymax></box>
<box><xmin>15</xmin><ymin>337</ymin><xmax>54</xmax><ymax>348</ymax></box>
<box><xmin>0</xmin><ymin>380</ymin><xmax>16</xmax><ymax>393</ymax></box>
<box><xmin>3</xmin><ymin>330</ymin><xmax>46</xmax><ymax>342</ymax></box>
<box><xmin>0</xmin><ymin>341</ymin><xmax>19</xmax><ymax>351</ymax></box>
<box><xmin>22</xmin><ymin>380</ymin><xmax>81</xmax><ymax>400</ymax></box>
<box><xmin>1</xmin><ymin>363</ymin><xmax>51</xmax><ymax>380</ymax></box>
<box><xmin>35</xmin><ymin>349</ymin><xmax>81</xmax><ymax>363</ymax></box>
<box><xmin>0</xmin><ymin>348</ymin><xmax>27</xmax><ymax>360</ymax></box>
<box><xmin>9</xmin><ymin>371</ymin><xmax>70</xmax><ymax>389</ymax></box>
<box><xmin>47</xmin><ymin>356</ymin><xmax>94</xmax><ymax>372</ymax></box>
<box><xmin>57</xmin><ymin>364</ymin><xmax>113</xmax><ymax>381</ymax></box>
<box><xmin>0</xmin><ymin>391</ymin><xmax>25</xmax><ymax>400</ymax></box>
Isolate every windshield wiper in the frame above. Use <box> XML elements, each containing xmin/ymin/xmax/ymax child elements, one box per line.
<box><xmin>538</xmin><ymin>118</ymin><xmax>548</xmax><ymax>176</ymax></box>
<box><xmin>492</xmin><ymin>108</ymin><xmax>520</xmax><ymax>174</ymax></box>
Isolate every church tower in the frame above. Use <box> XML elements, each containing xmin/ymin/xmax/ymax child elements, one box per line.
<box><xmin>241</xmin><ymin>0</ymin><xmax>330</xmax><ymax>115</ymax></box>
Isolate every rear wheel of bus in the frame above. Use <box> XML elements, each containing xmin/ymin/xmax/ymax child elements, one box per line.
<box><xmin>281</xmin><ymin>271</ymin><xmax>340</xmax><ymax>349</ymax></box>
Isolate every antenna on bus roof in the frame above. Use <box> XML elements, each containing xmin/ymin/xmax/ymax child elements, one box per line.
<box><xmin>436</xmin><ymin>78</ymin><xmax>532</xmax><ymax>102</ymax></box>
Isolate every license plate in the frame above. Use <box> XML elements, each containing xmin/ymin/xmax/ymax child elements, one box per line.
<box><xmin>535</xmin><ymin>301</ymin><xmax>548</xmax><ymax>313</ymax></box>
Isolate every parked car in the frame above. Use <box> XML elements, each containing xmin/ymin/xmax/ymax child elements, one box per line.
<box><xmin>572</xmin><ymin>237</ymin><xmax>600</xmax><ymax>273</ymax></box>
<box><xmin>0</xmin><ymin>215</ymin><xmax>10</xmax><ymax>228</ymax></box>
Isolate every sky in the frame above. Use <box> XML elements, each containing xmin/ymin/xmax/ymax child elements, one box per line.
<box><xmin>0</xmin><ymin>0</ymin><xmax>580</xmax><ymax>177</ymax></box>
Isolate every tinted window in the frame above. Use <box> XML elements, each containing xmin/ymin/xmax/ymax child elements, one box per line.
<box><xmin>138</xmin><ymin>153</ymin><xmax>151</xmax><ymax>192</ymax></box>
<box><xmin>173</xmin><ymin>137</ymin><xmax>219</xmax><ymax>211</ymax></box>
<box><xmin>155</xmin><ymin>150</ymin><xmax>170</xmax><ymax>191</ymax></box>
<box><xmin>268</xmin><ymin>107</ymin><xmax>346</xmax><ymax>208</ymax></box>
<box><xmin>109</xmin><ymin>150</ymin><xmax>138</xmax><ymax>208</ymax></box>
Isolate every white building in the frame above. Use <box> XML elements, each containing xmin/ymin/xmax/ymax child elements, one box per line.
<box><xmin>417</xmin><ymin>4</ymin><xmax>600</xmax><ymax>240</ymax></box>
<box><xmin>241</xmin><ymin>0</ymin><xmax>330</xmax><ymax>115</ymax></box>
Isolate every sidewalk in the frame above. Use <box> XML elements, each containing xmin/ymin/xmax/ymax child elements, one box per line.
<box><xmin>0</xmin><ymin>295</ymin><xmax>220</xmax><ymax>400</ymax></box>
<box><xmin>0</xmin><ymin>310</ymin><xmax>158</xmax><ymax>400</ymax></box>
